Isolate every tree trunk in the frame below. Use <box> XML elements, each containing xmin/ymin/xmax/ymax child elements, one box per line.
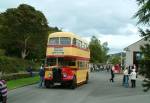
<box><xmin>21</xmin><ymin>36</ymin><xmax>30</xmax><ymax>59</ymax></box>
<box><xmin>21</xmin><ymin>49</ymin><xmax>27</xmax><ymax>59</ymax></box>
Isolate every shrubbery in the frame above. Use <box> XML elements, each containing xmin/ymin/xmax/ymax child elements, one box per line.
<box><xmin>0</xmin><ymin>56</ymin><xmax>40</xmax><ymax>74</ymax></box>
<box><xmin>1</xmin><ymin>72</ymin><xmax>38</xmax><ymax>81</ymax></box>
<box><xmin>0</xmin><ymin>49</ymin><xmax>5</xmax><ymax>56</ymax></box>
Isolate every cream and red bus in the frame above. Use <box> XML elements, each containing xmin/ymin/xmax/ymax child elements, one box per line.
<box><xmin>44</xmin><ymin>32</ymin><xmax>90</xmax><ymax>89</ymax></box>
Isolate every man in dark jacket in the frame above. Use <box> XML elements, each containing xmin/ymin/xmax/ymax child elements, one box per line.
<box><xmin>110</xmin><ymin>66</ymin><xmax>115</xmax><ymax>82</ymax></box>
<box><xmin>38</xmin><ymin>65</ymin><xmax>45</xmax><ymax>88</ymax></box>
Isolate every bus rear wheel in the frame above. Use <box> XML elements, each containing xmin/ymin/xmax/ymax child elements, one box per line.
<box><xmin>70</xmin><ymin>76</ymin><xmax>77</xmax><ymax>89</ymax></box>
<box><xmin>85</xmin><ymin>73</ymin><xmax>89</xmax><ymax>84</ymax></box>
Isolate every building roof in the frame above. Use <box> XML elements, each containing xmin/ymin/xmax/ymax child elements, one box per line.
<box><xmin>124</xmin><ymin>37</ymin><xmax>150</xmax><ymax>51</ymax></box>
<box><xmin>124</xmin><ymin>38</ymin><xmax>143</xmax><ymax>51</ymax></box>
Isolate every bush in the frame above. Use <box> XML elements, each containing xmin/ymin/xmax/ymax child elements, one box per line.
<box><xmin>0</xmin><ymin>49</ymin><xmax>5</xmax><ymax>56</ymax></box>
<box><xmin>0</xmin><ymin>56</ymin><xmax>40</xmax><ymax>74</ymax></box>
<box><xmin>1</xmin><ymin>72</ymin><xmax>38</xmax><ymax>81</ymax></box>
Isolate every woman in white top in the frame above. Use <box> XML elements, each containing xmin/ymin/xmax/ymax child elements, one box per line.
<box><xmin>130</xmin><ymin>69</ymin><xmax>137</xmax><ymax>88</ymax></box>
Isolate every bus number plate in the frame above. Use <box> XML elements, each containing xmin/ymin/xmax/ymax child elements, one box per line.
<box><xmin>54</xmin><ymin>83</ymin><xmax>61</xmax><ymax>85</ymax></box>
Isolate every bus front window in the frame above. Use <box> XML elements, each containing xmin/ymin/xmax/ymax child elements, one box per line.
<box><xmin>46</xmin><ymin>58</ymin><xmax>56</xmax><ymax>66</ymax></box>
<box><xmin>60</xmin><ymin>37</ymin><xmax>71</xmax><ymax>45</ymax></box>
<box><xmin>58</xmin><ymin>58</ymin><xmax>76</xmax><ymax>66</ymax></box>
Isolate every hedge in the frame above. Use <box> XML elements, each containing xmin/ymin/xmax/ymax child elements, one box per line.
<box><xmin>1</xmin><ymin>72</ymin><xmax>38</xmax><ymax>81</ymax></box>
<box><xmin>0</xmin><ymin>56</ymin><xmax>40</xmax><ymax>74</ymax></box>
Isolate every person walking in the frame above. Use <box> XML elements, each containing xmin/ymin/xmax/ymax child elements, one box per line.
<box><xmin>110</xmin><ymin>65</ymin><xmax>115</xmax><ymax>82</ymax></box>
<box><xmin>130</xmin><ymin>69</ymin><xmax>137</xmax><ymax>88</ymax></box>
<box><xmin>0</xmin><ymin>74</ymin><xmax>7</xmax><ymax>103</ymax></box>
<box><xmin>38</xmin><ymin>65</ymin><xmax>45</xmax><ymax>88</ymax></box>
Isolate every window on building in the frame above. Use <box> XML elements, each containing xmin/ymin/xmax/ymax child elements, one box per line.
<box><xmin>135</xmin><ymin>52</ymin><xmax>142</xmax><ymax>61</ymax></box>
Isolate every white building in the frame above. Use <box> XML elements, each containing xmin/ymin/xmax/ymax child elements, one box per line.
<box><xmin>124</xmin><ymin>38</ymin><xmax>149</xmax><ymax>69</ymax></box>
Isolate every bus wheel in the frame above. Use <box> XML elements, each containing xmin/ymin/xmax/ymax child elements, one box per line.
<box><xmin>45</xmin><ymin>80</ymin><xmax>53</xmax><ymax>88</ymax></box>
<box><xmin>70</xmin><ymin>76</ymin><xmax>77</xmax><ymax>89</ymax></box>
<box><xmin>85</xmin><ymin>73</ymin><xmax>89</xmax><ymax>84</ymax></box>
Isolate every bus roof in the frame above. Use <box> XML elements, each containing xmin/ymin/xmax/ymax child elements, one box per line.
<box><xmin>48</xmin><ymin>32</ymin><xmax>88</xmax><ymax>44</ymax></box>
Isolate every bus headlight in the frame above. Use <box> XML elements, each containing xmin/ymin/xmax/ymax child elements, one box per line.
<box><xmin>63</xmin><ymin>73</ymin><xmax>67</xmax><ymax>78</ymax></box>
<box><xmin>48</xmin><ymin>73</ymin><xmax>52</xmax><ymax>77</ymax></box>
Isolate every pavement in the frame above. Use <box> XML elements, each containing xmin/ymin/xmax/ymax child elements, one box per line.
<box><xmin>8</xmin><ymin>71</ymin><xmax>150</xmax><ymax>103</ymax></box>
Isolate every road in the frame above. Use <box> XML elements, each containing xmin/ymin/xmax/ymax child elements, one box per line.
<box><xmin>8</xmin><ymin>72</ymin><xmax>150</xmax><ymax>103</ymax></box>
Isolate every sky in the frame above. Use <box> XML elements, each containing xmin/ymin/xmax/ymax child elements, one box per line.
<box><xmin>0</xmin><ymin>0</ymin><xmax>142</xmax><ymax>54</ymax></box>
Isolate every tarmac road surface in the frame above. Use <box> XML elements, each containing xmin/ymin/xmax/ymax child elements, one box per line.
<box><xmin>8</xmin><ymin>72</ymin><xmax>150</xmax><ymax>103</ymax></box>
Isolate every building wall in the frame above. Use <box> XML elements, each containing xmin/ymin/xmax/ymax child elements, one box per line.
<box><xmin>125</xmin><ymin>38</ymin><xmax>149</xmax><ymax>67</ymax></box>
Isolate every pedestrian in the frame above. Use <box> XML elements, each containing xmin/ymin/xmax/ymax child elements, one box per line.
<box><xmin>0</xmin><ymin>73</ymin><xmax>7</xmax><ymax>103</ymax></box>
<box><xmin>27</xmin><ymin>66</ymin><xmax>33</xmax><ymax>77</ymax></box>
<box><xmin>133</xmin><ymin>64</ymin><xmax>136</xmax><ymax>70</ymax></box>
<box><xmin>123</xmin><ymin>68</ymin><xmax>129</xmax><ymax>87</ymax></box>
<box><xmin>128</xmin><ymin>66</ymin><xmax>132</xmax><ymax>75</ymax></box>
<box><xmin>38</xmin><ymin>64</ymin><xmax>45</xmax><ymax>88</ymax></box>
<box><xmin>130</xmin><ymin>69</ymin><xmax>137</xmax><ymax>88</ymax></box>
<box><xmin>109</xmin><ymin>65</ymin><xmax>115</xmax><ymax>82</ymax></box>
<box><xmin>29</xmin><ymin>66</ymin><xmax>33</xmax><ymax>77</ymax></box>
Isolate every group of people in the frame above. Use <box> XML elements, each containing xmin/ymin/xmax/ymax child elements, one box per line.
<box><xmin>0</xmin><ymin>63</ymin><xmax>138</xmax><ymax>103</ymax></box>
<box><xmin>123</xmin><ymin>65</ymin><xmax>137</xmax><ymax>88</ymax></box>
<box><xmin>110</xmin><ymin>64</ymin><xmax>137</xmax><ymax>88</ymax></box>
<box><xmin>90</xmin><ymin>64</ymin><xmax>112</xmax><ymax>72</ymax></box>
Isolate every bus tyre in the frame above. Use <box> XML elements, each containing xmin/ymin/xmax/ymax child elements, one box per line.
<box><xmin>85</xmin><ymin>73</ymin><xmax>89</xmax><ymax>84</ymax></box>
<box><xmin>70</xmin><ymin>76</ymin><xmax>77</xmax><ymax>89</ymax></box>
<box><xmin>45</xmin><ymin>80</ymin><xmax>53</xmax><ymax>88</ymax></box>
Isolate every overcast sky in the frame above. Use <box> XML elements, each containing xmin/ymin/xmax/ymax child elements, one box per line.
<box><xmin>0</xmin><ymin>0</ymin><xmax>142</xmax><ymax>54</ymax></box>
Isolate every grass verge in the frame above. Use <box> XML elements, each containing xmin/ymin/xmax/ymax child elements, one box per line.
<box><xmin>7</xmin><ymin>76</ymin><xmax>40</xmax><ymax>90</ymax></box>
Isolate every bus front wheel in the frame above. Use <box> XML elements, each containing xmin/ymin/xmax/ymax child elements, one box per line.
<box><xmin>70</xmin><ymin>76</ymin><xmax>77</xmax><ymax>89</ymax></box>
<box><xmin>45</xmin><ymin>80</ymin><xmax>53</xmax><ymax>88</ymax></box>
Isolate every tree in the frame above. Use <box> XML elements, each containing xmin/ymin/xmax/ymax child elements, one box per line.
<box><xmin>101</xmin><ymin>42</ymin><xmax>109</xmax><ymax>62</ymax></box>
<box><xmin>134</xmin><ymin>0</ymin><xmax>150</xmax><ymax>91</ymax></box>
<box><xmin>108</xmin><ymin>55</ymin><xmax>121</xmax><ymax>65</ymax></box>
<box><xmin>0</xmin><ymin>4</ymin><xmax>49</xmax><ymax>59</ymax></box>
<box><xmin>89</xmin><ymin>36</ymin><xmax>109</xmax><ymax>63</ymax></box>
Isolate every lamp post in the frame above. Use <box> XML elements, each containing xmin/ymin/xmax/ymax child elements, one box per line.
<box><xmin>121</xmin><ymin>52</ymin><xmax>122</xmax><ymax>66</ymax></box>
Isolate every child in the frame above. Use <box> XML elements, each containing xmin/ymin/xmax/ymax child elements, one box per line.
<box><xmin>130</xmin><ymin>69</ymin><xmax>137</xmax><ymax>88</ymax></box>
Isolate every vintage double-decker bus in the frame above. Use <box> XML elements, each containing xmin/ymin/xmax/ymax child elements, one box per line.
<box><xmin>44</xmin><ymin>32</ymin><xmax>90</xmax><ymax>89</ymax></box>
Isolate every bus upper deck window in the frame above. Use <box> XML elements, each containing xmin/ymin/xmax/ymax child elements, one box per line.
<box><xmin>73</xmin><ymin>38</ymin><xmax>76</xmax><ymax>45</ymax></box>
<box><xmin>76</xmin><ymin>39</ymin><xmax>82</xmax><ymax>47</ymax></box>
<box><xmin>60</xmin><ymin>37</ymin><xmax>71</xmax><ymax>45</ymax></box>
<box><xmin>49</xmin><ymin>37</ymin><xmax>59</xmax><ymax>45</ymax></box>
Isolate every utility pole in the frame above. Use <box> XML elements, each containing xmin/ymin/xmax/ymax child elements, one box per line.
<box><xmin>120</xmin><ymin>52</ymin><xmax>123</xmax><ymax>70</ymax></box>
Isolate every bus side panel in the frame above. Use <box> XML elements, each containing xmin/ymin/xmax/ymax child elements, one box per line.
<box><xmin>76</xmin><ymin>69</ymin><xmax>88</xmax><ymax>84</ymax></box>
